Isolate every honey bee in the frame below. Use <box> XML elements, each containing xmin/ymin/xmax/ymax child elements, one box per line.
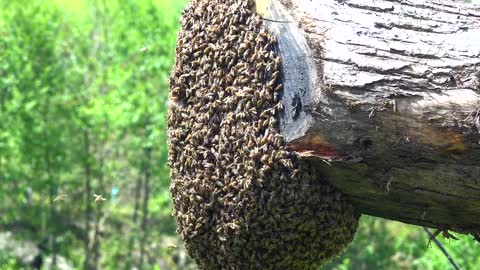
<box><xmin>93</xmin><ymin>194</ymin><xmax>107</xmax><ymax>203</ymax></box>
<box><xmin>54</xmin><ymin>194</ymin><xmax>67</xmax><ymax>202</ymax></box>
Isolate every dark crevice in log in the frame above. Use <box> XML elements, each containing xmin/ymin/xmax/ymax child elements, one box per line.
<box><xmin>383</xmin><ymin>0</ymin><xmax>480</xmax><ymax>18</ymax></box>
<box><xmin>346</xmin><ymin>2</ymin><xmax>396</xmax><ymax>13</ymax></box>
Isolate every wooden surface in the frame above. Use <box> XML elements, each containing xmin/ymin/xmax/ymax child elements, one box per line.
<box><xmin>258</xmin><ymin>0</ymin><xmax>480</xmax><ymax>235</ymax></box>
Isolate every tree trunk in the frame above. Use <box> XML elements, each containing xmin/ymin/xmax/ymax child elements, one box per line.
<box><xmin>138</xmin><ymin>144</ymin><xmax>152</xmax><ymax>270</ymax></box>
<box><xmin>83</xmin><ymin>130</ymin><xmax>93</xmax><ymax>270</ymax></box>
<box><xmin>124</xmin><ymin>174</ymin><xmax>143</xmax><ymax>270</ymax></box>
<box><xmin>92</xmin><ymin>144</ymin><xmax>106</xmax><ymax>270</ymax></box>
<box><xmin>257</xmin><ymin>0</ymin><xmax>480</xmax><ymax>234</ymax></box>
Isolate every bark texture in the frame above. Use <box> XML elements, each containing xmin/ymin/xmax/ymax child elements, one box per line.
<box><xmin>257</xmin><ymin>0</ymin><xmax>480</xmax><ymax>234</ymax></box>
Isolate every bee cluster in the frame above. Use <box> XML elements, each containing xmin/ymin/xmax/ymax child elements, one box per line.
<box><xmin>168</xmin><ymin>0</ymin><xmax>359</xmax><ymax>269</ymax></box>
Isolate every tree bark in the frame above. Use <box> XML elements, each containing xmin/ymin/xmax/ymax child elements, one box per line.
<box><xmin>257</xmin><ymin>0</ymin><xmax>480</xmax><ymax>234</ymax></box>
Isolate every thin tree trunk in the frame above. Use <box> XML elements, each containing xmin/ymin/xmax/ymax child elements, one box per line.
<box><xmin>83</xmin><ymin>2</ymin><xmax>102</xmax><ymax>267</ymax></box>
<box><xmin>42</xmin><ymin>98</ymin><xmax>57</xmax><ymax>267</ymax></box>
<box><xmin>91</xmin><ymin>149</ymin><xmax>105</xmax><ymax>270</ymax></box>
<box><xmin>46</xmin><ymin>148</ymin><xmax>57</xmax><ymax>267</ymax></box>
<box><xmin>124</xmin><ymin>173</ymin><xmax>143</xmax><ymax>270</ymax></box>
<box><xmin>90</xmin><ymin>2</ymin><xmax>110</xmax><ymax>266</ymax></box>
<box><xmin>138</xmin><ymin>143</ymin><xmax>152</xmax><ymax>270</ymax></box>
<box><xmin>83</xmin><ymin>130</ymin><xmax>93</xmax><ymax>270</ymax></box>
<box><xmin>91</xmin><ymin>205</ymin><xmax>102</xmax><ymax>270</ymax></box>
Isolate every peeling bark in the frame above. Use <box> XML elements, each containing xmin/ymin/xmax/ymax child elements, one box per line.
<box><xmin>257</xmin><ymin>0</ymin><xmax>480</xmax><ymax>234</ymax></box>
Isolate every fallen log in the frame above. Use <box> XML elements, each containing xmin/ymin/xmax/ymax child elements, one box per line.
<box><xmin>258</xmin><ymin>0</ymin><xmax>480</xmax><ymax>234</ymax></box>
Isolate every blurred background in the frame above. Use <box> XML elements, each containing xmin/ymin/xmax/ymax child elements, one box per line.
<box><xmin>0</xmin><ymin>0</ymin><xmax>479</xmax><ymax>269</ymax></box>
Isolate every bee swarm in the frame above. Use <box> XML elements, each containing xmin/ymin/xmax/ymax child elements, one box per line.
<box><xmin>168</xmin><ymin>0</ymin><xmax>359</xmax><ymax>269</ymax></box>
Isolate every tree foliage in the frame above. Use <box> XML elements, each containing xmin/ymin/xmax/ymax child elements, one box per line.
<box><xmin>1</xmin><ymin>1</ymin><xmax>191</xmax><ymax>269</ymax></box>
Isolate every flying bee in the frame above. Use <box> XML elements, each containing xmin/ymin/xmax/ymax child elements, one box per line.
<box><xmin>93</xmin><ymin>194</ymin><xmax>107</xmax><ymax>203</ymax></box>
<box><xmin>54</xmin><ymin>194</ymin><xmax>67</xmax><ymax>202</ymax></box>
